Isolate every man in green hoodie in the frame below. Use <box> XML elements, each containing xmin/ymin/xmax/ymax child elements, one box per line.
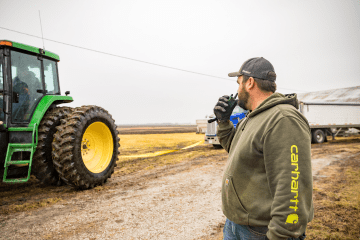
<box><xmin>214</xmin><ymin>57</ymin><xmax>313</xmax><ymax>240</ymax></box>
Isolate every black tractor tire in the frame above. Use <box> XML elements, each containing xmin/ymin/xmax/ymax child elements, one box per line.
<box><xmin>312</xmin><ymin>129</ymin><xmax>326</xmax><ymax>144</ymax></box>
<box><xmin>52</xmin><ymin>105</ymin><xmax>120</xmax><ymax>189</ymax></box>
<box><xmin>32</xmin><ymin>107</ymin><xmax>72</xmax><ymax>185</ymax></box>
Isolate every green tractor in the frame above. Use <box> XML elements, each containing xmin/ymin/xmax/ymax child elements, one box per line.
<box><xmin>0</xmin><ymin>40</ymin><xmax>120</xmax><ymax>189</ymax></box>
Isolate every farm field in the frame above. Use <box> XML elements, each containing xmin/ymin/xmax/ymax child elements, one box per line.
<box><xmin>117</xmin><ymin>125</ymin><xmax>197</xmax><ymax>134</ymax></box>
<box><xmin>0</xmin><ymin>126</ymin><xmax>359</xmax><ymax>240</ymax></box>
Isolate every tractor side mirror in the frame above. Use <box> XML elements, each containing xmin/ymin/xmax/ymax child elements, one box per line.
<box><xmin>37</xmin><ymin>89</ymin><xmax>48</xmax><ymax>94</ymax></box>
<box><xmin>13</xmin><ymin>92</ymin><xmax>19</xmax><ymax>103</ymax></box>
<box><xmin>65</xmin><ymin>91</ymin><xmax>70</xmax><ymax>96</ymax></box>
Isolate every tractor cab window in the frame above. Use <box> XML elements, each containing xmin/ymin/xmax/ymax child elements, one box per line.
<box><xmin>43</xmin><ymin>59</ymin><xmax>60</xmax><ymax>94</ymax></box>
<box><xmin>10</xmin><ymin>51</ymin><xmax>43</xmax><ymax>123</ymax></box>
<box><xmin>0</xmin><ymin>54</ymin><xmax>4</xmax><ymax>122</ymax></box>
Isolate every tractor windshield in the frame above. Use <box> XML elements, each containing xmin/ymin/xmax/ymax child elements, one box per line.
<box><xmin>0</xmin><ymin>53</ymin><xmax>4</xmax><ymax>122</ymax></box>
<box><xmin>11</xmin><ymin>51</ymin><xmax>43</xmax><ymax>123</ymax></box>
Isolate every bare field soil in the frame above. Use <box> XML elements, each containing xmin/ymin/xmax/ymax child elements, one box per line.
<box><xmin>0</xmin><ymin>128</ymin><xmax>359</xmax><ymax>240</ymax></box>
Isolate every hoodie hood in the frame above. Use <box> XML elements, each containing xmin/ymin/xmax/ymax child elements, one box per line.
<box><xmin>248</xmin><ymin>93</ymin><xmax>299</xmax><ymax>118</ymax></box>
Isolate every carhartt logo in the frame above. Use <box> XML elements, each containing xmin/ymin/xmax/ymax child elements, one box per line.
<box><xmin>225</xmin><ymin>179</ymin><xmax>229</xmax><ymax>186</ymax></box>
<box><xmin>289</xmin><ymin>145</ymin><xmax>300</xmax><ymax>213</ymax></box>
<box><xmin>286</xmin><ymin>145</ymin><xmax>301</xmax><ymax>224</ymax></box>
<box><xmin>285</xmin><ymin>214</ymin><xmax>299</xmax><ymax>224</ymax></box>
<box><xmin>242</xmin><ymin>70</ymin><xmax>251</xmax><ymax>74</ymax></box>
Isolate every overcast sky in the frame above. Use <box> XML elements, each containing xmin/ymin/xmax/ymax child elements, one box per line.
<box><xmin>1</xmin><ymin>0</ymin><xmax>359</xmax><ymax>124</ymax></box>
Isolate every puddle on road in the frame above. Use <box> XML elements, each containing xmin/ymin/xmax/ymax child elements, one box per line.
<box><xmin>311</xmin><ymin>154</ymin><xmax>346</xmax><ymax>177</ymax></box>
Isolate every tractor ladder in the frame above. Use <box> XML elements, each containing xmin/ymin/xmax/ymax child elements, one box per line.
<box><xmin>3</xmin><ymin>123</ymin><xmax>38</xmax><ymax>183</ymax></box>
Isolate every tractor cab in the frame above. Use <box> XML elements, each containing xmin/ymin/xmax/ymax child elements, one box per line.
<box><xmin>0</xmin><ymin>40</ymin><xmax>72</xmax><ymax>182</ymax></box>
<box><xmin>1</xmin><ymin>40</ymin><xmax>118</xmax><ymax>190</ymax></box>
<box><xmin>0</xmin><ymin>42</ymin><xmax>60</xmax><ymax>125</ymax></box>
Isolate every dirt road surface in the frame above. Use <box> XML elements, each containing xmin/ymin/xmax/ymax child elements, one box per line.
<box><xmin>1</xmin><ymin>134</ymin><xmax>359</xmax><ymax>240</ymax></box>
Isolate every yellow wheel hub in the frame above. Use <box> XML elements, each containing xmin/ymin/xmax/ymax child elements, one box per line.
<box><xmin>81</xmin><ymin>122</ymin><xmax>114</xmax><ymax>173</ymax></box>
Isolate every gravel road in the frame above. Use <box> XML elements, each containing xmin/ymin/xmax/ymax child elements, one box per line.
<box><xmin>1</xmin><ymin>138</ymin><xmax>357</xmax><ymax>240</ymax></box>
<box><xmin>1</xmin><ymin>155</ymin><xmax>227</xmax><ymax>240</ymax></box>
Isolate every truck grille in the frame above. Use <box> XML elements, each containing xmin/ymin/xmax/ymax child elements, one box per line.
<box><xmin>206</xmin><ymin>121</ymin><xmax>217</xmax><ymax>135</ymax></box>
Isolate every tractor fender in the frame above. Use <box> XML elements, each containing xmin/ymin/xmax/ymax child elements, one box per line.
<box><xmin>29</xmin><ymin>95</ymin><xmax>73</xmax><ymax>128</ymax></box>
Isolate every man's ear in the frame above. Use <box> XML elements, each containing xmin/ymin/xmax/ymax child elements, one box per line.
<box><xmin>247</xmin><ymin>77</ymin><xmax>255</xmax><ymax>90</ymax></box>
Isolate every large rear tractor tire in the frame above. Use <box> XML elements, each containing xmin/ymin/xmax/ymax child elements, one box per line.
<box><xmin>52</xmin><ymin>106</ymin><xmax>120</xmax><ymax>189</ymax></box>
<box><xmin>32</xmin><ymin>107</ymin><xmax>72</xmax><ymax>185</ymax></box>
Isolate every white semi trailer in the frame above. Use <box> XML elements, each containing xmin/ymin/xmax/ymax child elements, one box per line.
<box><xmin>205</xmin><ymin>101</ymin><xmax>360</xmax><ymax>146</ymax></box>
<box><xmin>299</xmin><ymin>102</ymin><xmax>360</xmax><ymax>143</ymax></box>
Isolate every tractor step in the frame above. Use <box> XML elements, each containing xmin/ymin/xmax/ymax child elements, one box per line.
<box><xmin>4</xmin><ymin>178</ymin><xmax>31</xmax><ymax>183</ymax></box>
<box><xmin>3</xmin><ymin>145</ymin><xmax>34</xmax><ymax>183</ymax></box>
<box><xmin>3</xmin><ymin>124</ymin><xmax>38</xmax><ymax>183</ymax></box>
<box><xmin>6</xmin><ymin>160</ymin><xmax>31</xmax><ymax>165</ymax></box>
<box><xmin>8</xmin><ymin>143</ymin><xmax>33</xmax><ymax>148</ymax></box>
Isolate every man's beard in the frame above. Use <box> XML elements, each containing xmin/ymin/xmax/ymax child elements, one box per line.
<box><xmin>237</xmin><ymin>85</ymin><xmax>250</xmax><ymax>110</ymax></box>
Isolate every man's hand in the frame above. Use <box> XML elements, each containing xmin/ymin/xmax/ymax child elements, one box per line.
<box><xmin>213</xmin><ymin>95</ymin><xmax>237</xmax><ymax>123</ymax></box>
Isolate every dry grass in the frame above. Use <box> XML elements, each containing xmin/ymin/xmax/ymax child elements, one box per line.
<box><xmin>116</xmin><ymin>132</ymin><xmax>208</xmax><ymax>174</ymax></box>
<box><xmin>4</xmin><ymin>198</ymin><xmax>62</xmax><ymax>213</ymax></box>
<box><xmin>311</xmin><ymin>135</ymin><xmax>360</xmax><ymax>159</ymax></box>
<box><xmin>0</xmin><ymin>187</ymin><xmax>63</xmax><ymax>215</ymax></box>
<box><xmin>118</xmin><ymin>132</ymin><xmax>204</xmax><ymax>156</ymax></box>
<box><xmin>307</xmin><ymin>157</ymin><xmax>360</xmax><ymax>239</ymax></box>
<box><xmin>115</xmin><ymin>143</ymin><xmax>225</xmax><ymax>175</ymax></box>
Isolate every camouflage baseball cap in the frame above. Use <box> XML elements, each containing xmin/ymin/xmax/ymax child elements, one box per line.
<box><xmin>228</xmin><ymin>57</ymin><xmax>276</xmax><ymax>81</ymax></box>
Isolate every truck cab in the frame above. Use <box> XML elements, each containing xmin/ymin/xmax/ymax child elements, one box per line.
<box><xmin>204</xmin><ymin>106</ymin><xmax>247</xmax><ymax>148</ymax></box>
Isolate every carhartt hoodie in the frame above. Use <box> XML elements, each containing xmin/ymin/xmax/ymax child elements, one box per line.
<box><xmin>218</xmin><ymin>93</ymin><xmax>314</xmax><ymax>240</ymax></box>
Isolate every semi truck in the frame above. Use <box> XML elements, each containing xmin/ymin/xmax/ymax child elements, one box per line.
<box><xmin>196</xmin><ymin>119</ymin><xmax>208</xmax><ymax>134</ymax></box>
<box><xmin>299</xmin><ymin>101</ymin><xmax>360</xmax><ymax>143</ymax></box>
<box><xmin>204</xmin><ymin>106</ymin><xmax>247</xmax><ymax>148</ymax></box>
